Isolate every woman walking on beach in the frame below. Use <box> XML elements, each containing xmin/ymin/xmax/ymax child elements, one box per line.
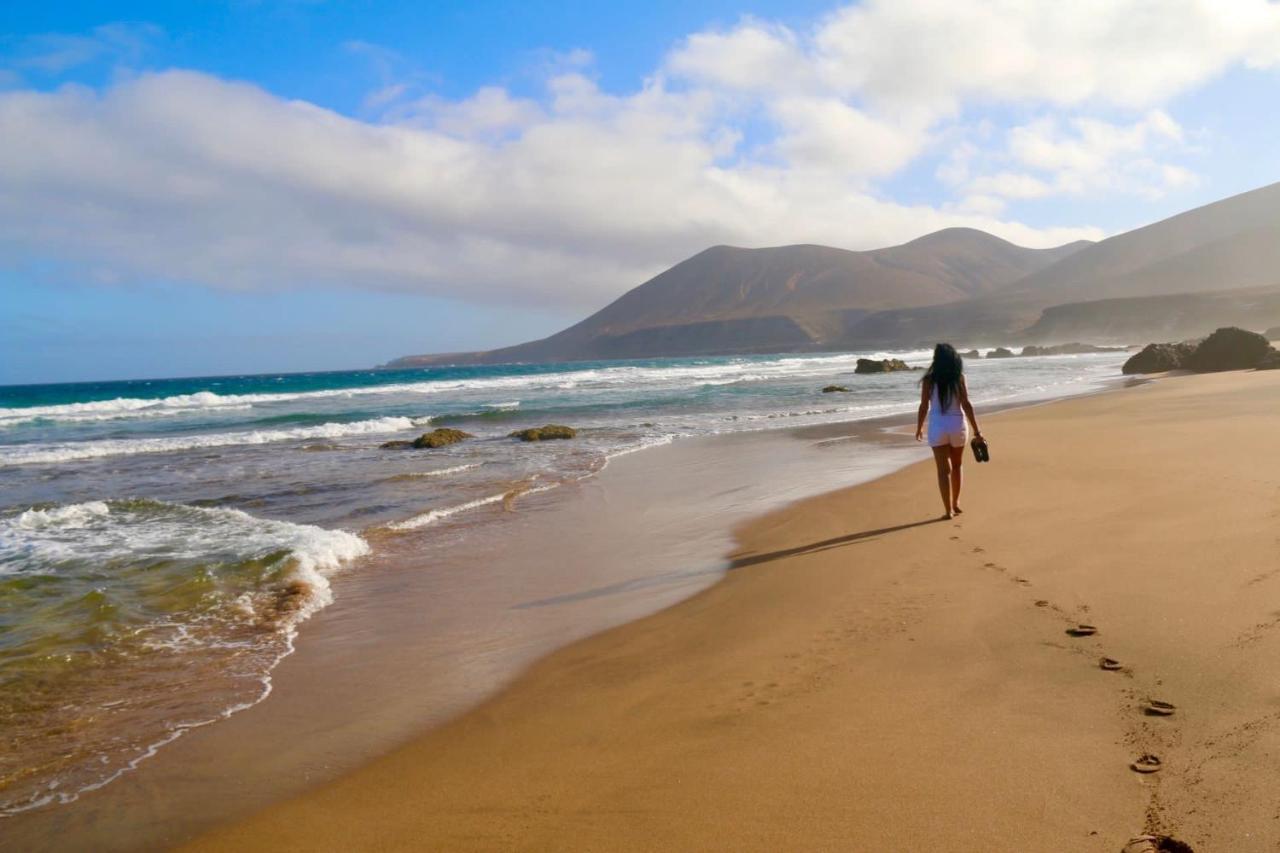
<box><xmin>915</xmin><ymin>343</ymin><xmax>984</xmax><ymax>519</ymax></box>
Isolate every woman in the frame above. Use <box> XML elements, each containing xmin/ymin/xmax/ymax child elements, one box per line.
<box><xmin>915</xmin><ymin>343</ymin><xmax>984</xmax><ymax>519</ymax></box>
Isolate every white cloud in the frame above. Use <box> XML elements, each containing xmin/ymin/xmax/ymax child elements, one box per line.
<box><xmin>813</xmin><ymin>0</ymin><xmax>1280</xmax><ymax>111</ymax></box>
<box><xmin>398</xmin><ymin>86</ymin><xmax>544</xmax><ymax>137</ymax></box>
<box><xmin>768</xmin><ymin>96</ymin><xmax>926</xmax><ymax>178</ymax></box>
<box><xmin>7</xmin><ymin>23</ymin><xmax>161</xmax><ymax>75</ymax></box>
<box><xmin>7</xmin><ymin>1</ymin><xmax>1280</xmax><ymax>311</ymax></box>
<box><xmin>666</xmin><ymin>20</ymin><xmax>813</xmax><ymax>94</ymax></box>
<box><xmin>0</xmin><ymin>70</ymin><xmax>1103</xmax><ymax>310</ymax></box>
<box><xmin>955</xmin><ymin>111</ymin><xmax>1200</xmax><ymax>202</ymax></box>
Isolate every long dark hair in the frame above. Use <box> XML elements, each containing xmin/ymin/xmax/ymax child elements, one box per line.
<box><xmin>923</xmin><ymin>343</ymin><xmax>963</xmax><ymax>412</ymax></box>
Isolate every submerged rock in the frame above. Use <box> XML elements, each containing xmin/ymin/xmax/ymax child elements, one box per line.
<box><xmin>382</xmin><ymin>428</ymin><xmax>473</xmax><ymax>449</ymax></box>
<box><xmin>986</xmin><ymin>347</ymin><xmax>1015</xmax><ymax>358</ymax></box>
<box><xmin>1185</xmin><ymin>327</ymin><xmax>1273</xmax><ymax>372</ymax></box>
<box><xmin>1122</xmin><ymin>342</ymin><xmax>1198</xmax><ymax>374</ymax></box>
<box><xmin>510</xmin><ymin>424</ymin><xmax>578</xmax><ymax>441</ymax></box>
<box><xmin>822</xmin><ymin>385</ymin><xmax>850</xmax><ymax>393</ymax></box>
<box><xmin>854</xmin><ymin>358</ymin><xmax>911</xmax><ymax>374</ymax></box>
<box><xmin>960</xmin><ymin>349</ymin><xmax>981</xmax><ymax>359</ymax></box>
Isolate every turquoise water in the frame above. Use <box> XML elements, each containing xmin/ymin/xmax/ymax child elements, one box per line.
<box><xmin>0</xmin><ymin>349</ymin><xmax>1129</xmax><ymax>814</ymax></box>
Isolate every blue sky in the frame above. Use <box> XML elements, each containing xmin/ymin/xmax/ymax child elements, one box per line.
<box><xmin>3</xmin><ymin>1</ymin><xmax>1280</xmax><ymax>384</ymax></box>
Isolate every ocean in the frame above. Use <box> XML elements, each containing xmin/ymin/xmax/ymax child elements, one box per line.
<box><xmin>0</xmin><ymin>348</ymin><xmax>1129</xmax><ymax>815</ymax></box>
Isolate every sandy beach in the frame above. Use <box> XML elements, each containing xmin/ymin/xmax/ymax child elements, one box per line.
<box><xmin>174</xmin><ymin>369</ymin><xmax>1280</xmax><ymax>851</ymax></box>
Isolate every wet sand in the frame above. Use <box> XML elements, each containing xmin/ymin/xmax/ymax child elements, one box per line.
<box><xmin>184</xmin><ymin>370</ymin><xmax>1280</xmax><ymax>851</ymax></box>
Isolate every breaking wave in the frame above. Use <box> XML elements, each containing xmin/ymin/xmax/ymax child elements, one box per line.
<box><xmin>0</xmin><ymin>416</ymin><xmax>420</xmax><ymax>466</ymax></box>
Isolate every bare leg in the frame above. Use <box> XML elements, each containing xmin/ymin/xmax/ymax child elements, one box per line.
<box><xmin>948</xmin><ymin>444</ymin><xmax>965</xmax><ymax>514</ymax></box>
<box><xmin>931</xmin><ymin>445</ymin><xmax>953</xmax><ymax>518</ymax></box>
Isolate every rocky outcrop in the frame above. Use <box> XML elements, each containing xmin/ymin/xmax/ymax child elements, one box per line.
<box><xmin>854</xmin><ymin>358</ymin><xmax>912</xmax><ymax>374</ymax></box>
<box><xmin>961</xmin><ymin>349</ymin><xmax>981</xmax><ymax>359</ymax></box>
<box><xmin>1121</xmin><ymin>342</ymin><xmax>1198</xmax><ymax>374</ymax></box>
<box><xmin>1020</xmin><ymin>343</ymin><xmax>1127</xmax><ymax>356</ymax></box>
<box><xmin>986</xmin><ymin>347</ymin><xmax>1015</xmax><ymax>358</ymax></box>
<box><xmin>382</xmin><ymin>428</ymin><xmax>473</xmax><ymax>449</ymax></box>
<box><xmin>822</xmin><ymin>385</ymin><xmax>850</xmax><ymax>393</ymax></box>
<box><xmin>1185</xmin><ymin>327</ymin><xmax>1274</xmax><ymax>372</ymax></box>
<box><xmin>1256</xmin><ymin>349</ymin><xmax>1280</xmax><ymax>370</ymax></box>
<box><xmin>509</xmin><ymin>425</ymin><xmax>578</xmax><ymax>441</ymax></box>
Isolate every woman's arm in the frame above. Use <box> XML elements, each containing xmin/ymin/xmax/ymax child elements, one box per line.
<box><xmin>915</xmin><ymin>378</ymin><xmax>931</xmax><ymax>442</ymax></box>
<box><xmin>959</xmin><ymin>376</ymin><xmax>982</xmax><ymax>438</ymax></box>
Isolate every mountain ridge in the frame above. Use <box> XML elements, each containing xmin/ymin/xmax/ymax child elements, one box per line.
<box><xmin>387</xmin><ymin>181</ymin><xmax>1280</xmax><ymax>367</ymax></box>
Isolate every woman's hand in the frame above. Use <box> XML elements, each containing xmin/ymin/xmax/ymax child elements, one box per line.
<box><xmin>915</xmin><ymin>428</ymin><xmax>923</xmax><ymax>442</ymax></box>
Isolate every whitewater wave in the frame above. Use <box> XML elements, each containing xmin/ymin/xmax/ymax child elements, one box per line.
<box><xmin>388</xmin><ymin>463</ymin><xmax>480</xmax><ymax>481</ymax></box>
<box><xmin>2</xmin><ymin>498</ymin><xmax>369</xmax><ymax>613</ymax></box>
<box><xmin>0</xmin><ymin>350</ymin><xmax>937</xmax><ymax>426</ymax></box>
<box><xmin>387</xmin><ymin>482</ymin><xmax>558</xmax><ymax>531</ymax></box>
<box><xmin>0</xmin><ymin>416</ymin><xmax>417</xmax><ymax>466</ymax></box>
<box><xmin>0</xmin><ymin>498</ymin><xmax>369</xmax><ymax>815</ymax></box>
<box><xmin>0</xmin><ymin>403</ymin><xmax>256</xmax><ymax>427</ymax></box>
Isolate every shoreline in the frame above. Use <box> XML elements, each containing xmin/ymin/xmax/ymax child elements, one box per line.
<box><xmin>1</xmin><ymin>369</ymin><xmax>1127</xmax><ymax>850</ymax></box>
<box><xmin>3</xmin><ymin>389</ymin><xmax>940</xmax><ymax>850</ymax></box>
<box><xmin>183</xmin><ymin>369</ymin><xmax>1280</xmax><ymax>851</ymax></box>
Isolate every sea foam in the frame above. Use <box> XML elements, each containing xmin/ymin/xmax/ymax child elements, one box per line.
<box><xmin>0</xmin><ymin>498</ymin><xmax>370</xmax><ymax>815</ymax></box>
<box><xmin>0</xmin><ymin>416</ymin><xmax>418</xmax><ymax>466</ymax></box>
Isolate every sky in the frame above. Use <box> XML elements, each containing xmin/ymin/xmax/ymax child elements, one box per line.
<box><xmin>3</xmin><ymin>1</ymin><xmax>1280</xmax><ymax>385</ymax></box>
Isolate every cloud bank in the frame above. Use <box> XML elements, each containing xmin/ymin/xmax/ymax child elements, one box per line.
<box><xmin>2</xmin><ymin>1</ymin><xmax>1279</xmax><ymax>310</ymax></box>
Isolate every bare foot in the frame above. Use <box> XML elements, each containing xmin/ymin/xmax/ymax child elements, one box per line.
<box><xmin>953</xmin><ymin>505</ymin><xmax>964</xmax><ymax>515</ymax></box>
<box><xmin>943</xmin><ymin>510</ymin><xmax>954</xmax><ymax>520</ymax></box>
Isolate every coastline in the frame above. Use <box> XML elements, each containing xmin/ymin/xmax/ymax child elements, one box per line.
<box><xmin>4</xmin><ymin>388</ymin><xmax>947</xmax><ymax>850</ymax></box>
<box><xmin>183</xmin><ymin>369</ymin><xmax>1280</xmax><ymax>851</ymax></box>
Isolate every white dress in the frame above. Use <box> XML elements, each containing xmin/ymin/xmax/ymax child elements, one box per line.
<box><xmin>927</xmin><ymin>384</ymin><xmax>967</xmax><ymax>448</ymax></box>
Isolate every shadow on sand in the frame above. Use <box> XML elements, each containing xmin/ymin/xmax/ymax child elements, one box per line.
<box><xmin>512</xmin><ymin>516</ymin><xmax>944</xmax><ymax>611</ymax></box>
<box><xmin>727</xmin><ymin>516</ymin><xmax>946</xmax><ymax>571</ymax></box>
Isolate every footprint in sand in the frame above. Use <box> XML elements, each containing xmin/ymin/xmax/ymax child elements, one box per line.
<box><xmin>1143</xmin><ymin>699</ymin><xmax>1177</xmax><ymax>717</ymax></box>
<box><xmin>1066</xmin><ymin>624</ymin><xmax>1098</xmax><ymax>637</ymax></box>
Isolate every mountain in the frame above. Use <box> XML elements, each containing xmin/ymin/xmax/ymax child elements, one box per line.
<box><xmin>387</xmin><ymin>181</ymin><xmax>1280</xmax><ymax>367</ymax></box>
<box><xmin>1021</xmin><ymin>286</ymin><xmax>1280</xmax><ymax>343</ymax></box>
<box><xmin>844</xmin><ymin>182</ymin><xmax>1280</xmax><ymax>346</ymax></box>
<box><xmin>388</xmin><ymin>229</ymin><xmax>1089</xmax><ymax>365</ymax></box>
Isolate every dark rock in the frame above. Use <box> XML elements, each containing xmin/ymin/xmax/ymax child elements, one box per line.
<box><xmin>854</xmin><ymin>358</ymin><xmax>911</xmax><ymax>374</ymax></box>
<box><xmin>509</xmin><ymin>424</ymin><xmax>578</xmax><ymax>441</ymax></box>
<box><xmin>410</xmin><ymin>428</ymin><xmax>473</xmax><ymax>449</ymax></box>
<box><xmin>1256</xmin><ymin>349</ymin><xmax>1280</xmax><ymax>370</ymax></box>
<box><xmin>822</xmin><ymin>385</ymin><xmax>851</xmax><ymax>393</ymax></box>
<box><xmin>379</xmin><ymin>440</ymin><xmax>415</xmax><ymax>450</ymax></box>
<box><xmin>986</xmin><ymin>347</ymin><xmax>1015</xmax><ymax>358</ymax></box>
<box><xmin>1020</xmin><ymin>343</ymin><xmax>1128</xmax><ymax>357</ymax></box>
<box><xmin>1121</xmin><ymin>342</ymin><xmax>1197</xmax><ymax>374</ymax></box>
<box><xmin>961</xmin><ymin>349</ymin><xmax>981</xmax><ymax>359</ymax></box>
<box><xmin>1185</xmin><ymin>327</ymin><xmax>1273</xmax><ymax>373</ymax></box>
